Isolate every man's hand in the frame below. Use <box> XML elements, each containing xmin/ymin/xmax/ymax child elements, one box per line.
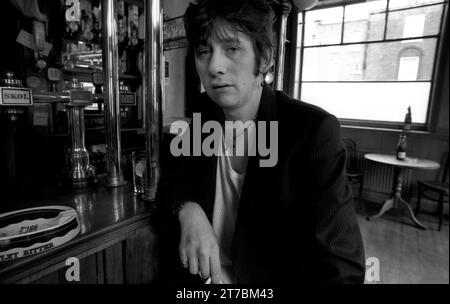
<box><xmin>178</xmin><ymin>202</ymin><xmax>222</xmax><ymax>284</ymax></box>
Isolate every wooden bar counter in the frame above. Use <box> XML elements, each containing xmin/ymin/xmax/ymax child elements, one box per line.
<box><xmin>0</xmin><ymin>183</ymin><xmax>160</xmax><ymax>284</ymax></box>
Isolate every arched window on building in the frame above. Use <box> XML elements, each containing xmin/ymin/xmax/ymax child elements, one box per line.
<box><xmin>398</xmin><ymin>48</ymin><xmax>422</xmax><ymax>80</ymax></box>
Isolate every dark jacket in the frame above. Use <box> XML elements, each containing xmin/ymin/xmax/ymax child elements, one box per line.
<box><xmin>157</xmin><ymin>85</ymin><xmax>365</xmax><ymax>284</ymax></box>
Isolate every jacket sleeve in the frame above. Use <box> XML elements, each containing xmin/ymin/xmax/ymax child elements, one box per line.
<box><xmin>155</xmin><ymin>132</ymin><xmax>206</xmax><ymax>284</ymax></box>
<box><xmin>299</xmin><ymin>114</ymin><xmax>366</xmax><ymax>284</ymax></box>
<box><xmin>156</xmin><ymin>131</ymin><xmax>200</xmax><ymax>219</ymax></box>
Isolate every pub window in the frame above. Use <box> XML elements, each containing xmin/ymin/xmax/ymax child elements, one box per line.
<box><xmin>293</xmin><ymin>0</ymin><xmax>447</xmax><ymax>129</ymax></box>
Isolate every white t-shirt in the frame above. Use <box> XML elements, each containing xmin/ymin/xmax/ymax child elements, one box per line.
<box><xmin>212</xmin><ymin>121</ymin><xmax>256</xmax><ymax>284</ymax></box>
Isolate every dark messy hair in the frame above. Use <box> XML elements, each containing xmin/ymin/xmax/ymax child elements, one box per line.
<box><xmin>184</xmin><ymin>0</ymin><xmax>274</xmax><ymax>75</ymax></box>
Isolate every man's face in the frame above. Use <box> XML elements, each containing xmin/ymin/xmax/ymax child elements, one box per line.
<box><xmin>194</xmin><ymin>22</ymin><xmax>263</xmax><ymax>112</ymax></box>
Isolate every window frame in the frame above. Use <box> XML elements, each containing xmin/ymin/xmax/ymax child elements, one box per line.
<box><xmin>290</xmin><ymin>0</ymin><xmax>449</xmax><ymax>131</ymax></box>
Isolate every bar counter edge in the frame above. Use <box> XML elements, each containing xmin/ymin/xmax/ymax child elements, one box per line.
<box><xmin>0</xmin><ymin>184</ymin><xmax>161</xmax><ymax>284</ymax></box>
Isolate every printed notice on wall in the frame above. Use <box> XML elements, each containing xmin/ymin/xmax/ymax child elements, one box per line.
<box><xmin>16</xmin><ymin>30</ymin><xmax>53</xmax><ymax>57</ymax></box>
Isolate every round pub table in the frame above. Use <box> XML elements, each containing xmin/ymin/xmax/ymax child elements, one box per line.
<box><xmin>364</xmin><ymin>153</ymin><xmax>440</xmax><ymax>230</ymax></box>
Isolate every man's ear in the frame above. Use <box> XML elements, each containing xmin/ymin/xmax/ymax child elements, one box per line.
<box><xmin>259</xmin><ymin>48</ymin><xmax>275</xmax><ymax>74</ymax></box>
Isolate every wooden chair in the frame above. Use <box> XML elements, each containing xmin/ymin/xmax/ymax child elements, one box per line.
<box><xmin>415</xmin><ymin>154</ymin><xmax>449</xmax><ymax>231</ymax></box>
<box><xmin>342</xmin><ymin>137</ymin><xmax>365</xmax><ymax>209</ymax></box>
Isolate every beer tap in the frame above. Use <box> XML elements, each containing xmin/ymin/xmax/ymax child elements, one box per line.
<box><xmin>62</xmin><ymin>78</ymin><xmax>97</xmax><ymax>187</ymax></box>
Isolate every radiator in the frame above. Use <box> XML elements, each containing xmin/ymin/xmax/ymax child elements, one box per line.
<box><xmin>354</xmin><ymin>151</ymin><xmax>412</xmax><ymax>197</ymax></box>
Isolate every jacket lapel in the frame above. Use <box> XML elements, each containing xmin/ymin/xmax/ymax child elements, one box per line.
<box><xmin>232</xmin><ymin>85</ymin><xmax>279</xmax><ymax>245</ymax></box>
<box><xmin>239</xmin><ymin>84</ymin><xmax>278</xmax><ymax>205</ymax></box>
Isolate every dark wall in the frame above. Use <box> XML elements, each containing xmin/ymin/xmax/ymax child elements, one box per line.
<box><xmin>0</xmin><ymin>0</ymin><xmax>65</xmax><ymax>79</ymax></box>
<box><xmin>0</xmin><ymin>1</ymin><xmax>26</xmax><ymax>76</ymax></box>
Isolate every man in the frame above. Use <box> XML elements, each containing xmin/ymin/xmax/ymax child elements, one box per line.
<box><xmin>158</xmin><ymin>0</ymin><xmax>365</xmax><ymax>284</ymax></box>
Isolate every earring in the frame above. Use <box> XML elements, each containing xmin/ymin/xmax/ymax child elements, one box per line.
<box><xmin>264</xmin><ymin>72</ymin><xmax>274</xmax><ymax>85</ymax></box>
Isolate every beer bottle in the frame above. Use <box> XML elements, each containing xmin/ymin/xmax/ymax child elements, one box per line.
<box><xmin>396</xmin><ymin>133</ymin><xmax>407</xmax><ymax>160</ymax></box>
<box><xmin>396</xmin><ymin>106</ymin><xmax>412</xmax><ymax>160</ymax></box>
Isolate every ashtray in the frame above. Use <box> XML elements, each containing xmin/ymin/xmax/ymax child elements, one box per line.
<box><xmin>0</xmin><ymin>206</ymin><xmax>80</xmax><ymax>262</ymax></box>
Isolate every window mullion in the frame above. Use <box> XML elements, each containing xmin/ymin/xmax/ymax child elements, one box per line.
<box><xmin>426</xmin><ymin>1</ymin><xmax>448</xmax><ymax>132</ymax></box>
<box><xmin>340</xmin><ymin>5</ymin><xmax>346</xmax><ymax>44</ymax></box>
<box><xmin>383</xmin><ymin>0</ymin><xmax>389</xmax><ymax>40</ymax></box>
<box><xmin>298</xmin><ymin>11</ymin><xmax>306</xmax><ymax>100</ymax></box>
<box><xmin>302</xmin><ymin>34</ymin><xmax>440</xmax><ymax>49</ymax></box>
<box><xmin>388</xmin><ymin>1</ymin><xmax>447</xmax><ymax>14</ymax></box>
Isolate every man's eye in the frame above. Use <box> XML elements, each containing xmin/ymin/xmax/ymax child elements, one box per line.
<box><xmin>227</xmin><ymin>47</ymin><xmax>239</xmax><ymax>54</ymax></box>
<box><xmin>197</xmin><ymin>48</ymin><xmax>210</xmax><ymax>56</ymax></box>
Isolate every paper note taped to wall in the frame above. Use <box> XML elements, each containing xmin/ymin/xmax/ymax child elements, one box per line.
<box><xmin>16</xmin><ymin>30</ymin><xmax>53</xmax><ymax>57</ymax></box>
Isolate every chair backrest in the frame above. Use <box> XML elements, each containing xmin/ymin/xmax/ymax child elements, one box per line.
<box><xmin>342</xmin><ymin>137</ymin><xmax>358</xmax><ymax>170</ymax></box>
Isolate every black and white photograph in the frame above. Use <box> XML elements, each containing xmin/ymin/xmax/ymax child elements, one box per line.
<box><xmin>0</xmin><ymin>0</ymin><xmax>448</xmax><ymax>296</ymax></box>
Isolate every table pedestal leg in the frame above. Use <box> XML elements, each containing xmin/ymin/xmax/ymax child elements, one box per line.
<box><xmin>367</xmin><ymin>166</ymin><xmax>427</xmax><ymax>230</ymax></box>
<box><xmin>398</xmin><ymin>197</ymin><xmax>428</xmax><ymax>230</ymax></box>
<box><xmin>366</xmin><ymin>198</ymin><xmax>394</xmax><ymax>220</ymax></box>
